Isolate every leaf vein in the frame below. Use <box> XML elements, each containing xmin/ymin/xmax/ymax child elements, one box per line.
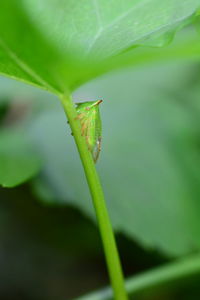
<box><xmin>0</xmin><ymin>37</ymin><xmax>57</xmax><ymax>93</ymax></box>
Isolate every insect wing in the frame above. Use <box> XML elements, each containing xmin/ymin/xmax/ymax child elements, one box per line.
<box><xmin>91</xmin><ymin>106</ymin><xmax>102</xmax><ymax>162</ymax></box>
<box><xmin>75</xmin><ymin>101</ymin><xmax>102</xmax><ymax>162</ymax></box>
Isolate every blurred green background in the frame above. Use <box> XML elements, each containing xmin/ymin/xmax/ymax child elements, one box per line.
<box><xmin>1</xmin><ymin>58</ymin><xmax>200</xmax><ymax>299</ymax></box>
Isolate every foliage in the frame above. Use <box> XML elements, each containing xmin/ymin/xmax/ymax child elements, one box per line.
<box><xmin>0</xmin><ymin>129</ymin><xmax>41</xmax><ymax>187</ymax></box>
<box><xmin>1</xmin><ymin>1</ymin><xmax>200</xmax><ymax>299</ymax></box>
<box><xmin>7</xmin><ymin>61</ymin><xmax>200</xmax><ymax>257</ymax></box>
<box><xmin>0</xmin><ymin>1</ymin><xmax>199</xmax><ymax>92</ymax></box>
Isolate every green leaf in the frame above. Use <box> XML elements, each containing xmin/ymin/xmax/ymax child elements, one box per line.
<box><xmin>0</xmin><ymin>129</ymin><xmax>41</xmax><ymax>187</ymax></box>
<box><xmin>75</xmin><ymin>254</ymin><xmax>200</xmax><ymax>300</ymax></box>
<box><xmin>30</xmin><ymin>61</ymin><xmax>200</xmax><ymax>256</ymax></box>
<box><xmin>0</xmin><ymin>0</ymin><xmax>199</xmax><ymax>92</ymax></box>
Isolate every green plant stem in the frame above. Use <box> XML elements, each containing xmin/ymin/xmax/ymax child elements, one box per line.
<box><xmin>76</xmin><ymin>254</ymin><xmax>200</xmax><ymax>300</ymax></box>
<box><xmin>60</xmin><ymin>94</ymin><xmax>128</xmax><ymax>300</ymax></box>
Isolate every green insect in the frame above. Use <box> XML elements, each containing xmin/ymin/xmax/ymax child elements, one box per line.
<box><xmin>75</xmin><ymin>100</ymin><xmax>102</xmax><ymax>163</ymax></box>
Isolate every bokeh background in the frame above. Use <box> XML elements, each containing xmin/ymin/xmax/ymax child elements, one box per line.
<box><xmin>1</xmin><ymin>56</ymin><xmax>200</xmax><ymax>299</ymax></box>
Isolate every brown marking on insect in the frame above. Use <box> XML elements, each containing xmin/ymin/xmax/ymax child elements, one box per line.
<box><xmin>84</xmin><ymin>100</ymin><xmax>103</xmax><ymax>111</ymax></box>
<box><xmin>81</xmin><ymin>120</ymin><xmax>87</xmax><ymax>136</ymax></box>
<box><xmin>80</xmin><ymin>118</ymin><xmax>89</xmax><ymax>136</ymax></box>
<box><xmin>92</xmin><ymin>99</ymin><xmax>103</xmax><ymax>107</ymax></box>
<box><xmin>85</xmin><ymin>119</ymin><xmax>91</xmax><ymax>145</ymax></box>
<box><xmin>86</xmin><ymin>135</ymin><xmax>92</xmax><ymax>151</ymax></box>
<box><xmin>75</xmin><ymin>113</ymin><xmax>85</xmax><ymax>121</ymax></box>
<box><xmin>96</xmin><ymin>99</ymin><xmax>103</xmax><ymax>105</ymax></box>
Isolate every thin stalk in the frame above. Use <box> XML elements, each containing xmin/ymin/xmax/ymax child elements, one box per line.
<box><xmin>60</xmin><ymin>93</ymin><xmax>128</xmax><ymax>300</ymax></box>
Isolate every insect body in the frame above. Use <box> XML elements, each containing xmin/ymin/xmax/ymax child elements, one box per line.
<box><xmin>75</xmin><ymin>100</ymin><xmax>102</xmax><ymax>163</ymax></box>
